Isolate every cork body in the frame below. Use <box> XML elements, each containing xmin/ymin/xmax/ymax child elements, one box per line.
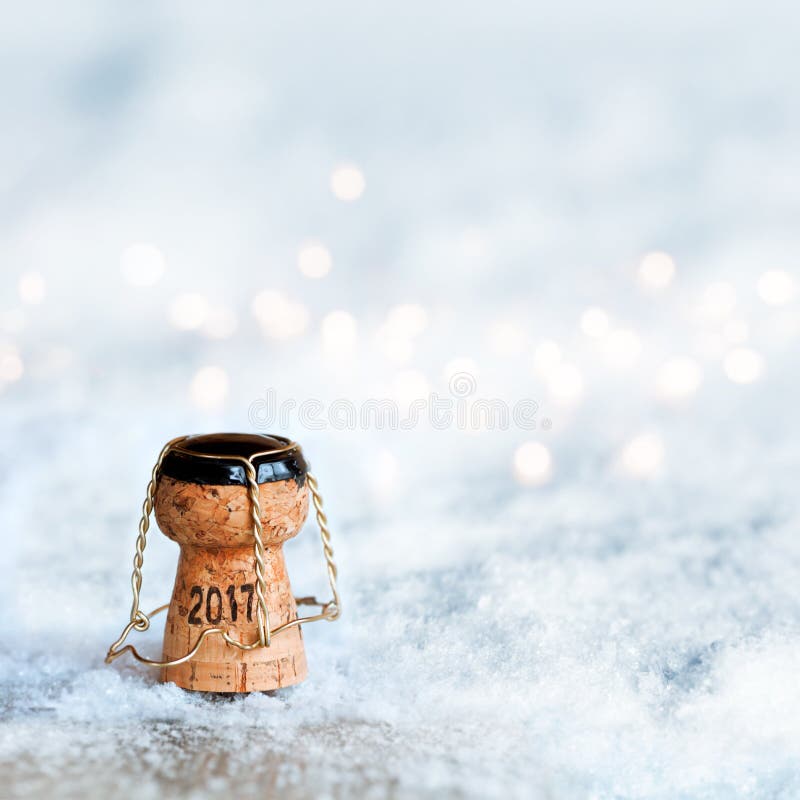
<box><xmin>154</xmin><ymin>475</ymin><xmax>310</xmax><ymax>692</ymax></box>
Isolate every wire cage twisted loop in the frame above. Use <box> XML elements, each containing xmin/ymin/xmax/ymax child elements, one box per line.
<box><xmin>105</xmin><ymin>437</ymin><xmax>340</xmax><ymax>668</ymax></box>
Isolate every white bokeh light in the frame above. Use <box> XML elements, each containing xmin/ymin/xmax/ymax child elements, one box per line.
<box><xmin>120</xmin><ymin>243</ymin><xmax>166</xmax><ymax>287</ymax></box>
<box><xmin>190</xmin><ymin>366</ymin><xmax>229</xmax><ymax>410</ymax></box>
<box><xmin>322</xmin><ymin>310</ymin><xmax>358</xmax><ymax>356</ymax></box>
<box><xmin>18</xmin><ymin>272</ymin><xmax>46</xmax><ymax>305</ymax></box>
<box><xmin>513</xmin><ymin>441</ymin><xmax>553</xmax><ymax>487</ymax></box>
<box><xmin>374</xmin><ymin>304</ymin><xmax>427</xmax><ymax>364</ymax></box>
<box><xmin>375</xmin><ymin>328</ymin><xmax>414</xmax><ymax>363</ymax></box>
<box><xmin>757</xmin><ymin>269</ymin><xmax>797</xmax><ymax>306</ymax></box>
<box><xmin>0</xmin><ymin>344</ymin><xmax>24</xmax><ymax>382</ymax></box>
<box><xmin>638</xmin><ymin>252</ymin><xmax>675</xmax><ymax>291</ymax></box>
<box><xmin>252</xmin><ymin>290</ymin><xmax>310</xmax><ymax>339</ymax></box>
<box><xmin>489</xmin><ymin>321</ymin><xmax>525</xmax><ymax>357</ymax></box>
<box><xmin>386</xmin><ymin>304</ymin><xmax>428</xmax><ymax>338</ymax></box>
<box><xmin>620</xmin><ymin>433</ymin><xmax>664</xmax><ymax>478</ymax></box>
<box><xmin>297</xmin><ymin>242</ymin><xmax>332</xmax><ymax>279</ymax></box>
<box><xmin>603</xmin><ymin>328</ymin><xmax>642</xmax><ymax>368</ymax></box>
<box><xmin>169</xmin><ymin>293</ymin><xmax>210</xmax><ymax>330</ymax></box>
<box><xmin>724</xmin><ymin>347</ymin><xmax>764</xmax><ymax>384</ymax></box>
<box><xmin>547</xmin><ymin>363</ymin><xmax>584</xmax><ymax>405</ymax></box>
<box><xmin>392</xmin><ymin>369</ymin><xmax>430</xmax><ymax>407</ymax></box>
<box><xmin>532</xmin><ymin>340</ymin><xmax>562</xmax><ymax>376</ymax></box>
<box><xmin>656</xmin><ymin>356</ymin><xmax>703</xmax><ymax>401</ymax></box>
<box><xmin>580</xmin><ymin>307</ymin><xmax>610</xmax><ymax>338</ymax></box>
<box><xmin>330</xmin><ymin>164</ymin><xmax>365</xmax><ymax>201</ymax></box>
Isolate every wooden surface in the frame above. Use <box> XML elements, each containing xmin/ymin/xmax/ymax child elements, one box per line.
<box><xmin>154</xmin><ymin>475</ymin><xmax>310</xmax><ymax>692</ymax></box>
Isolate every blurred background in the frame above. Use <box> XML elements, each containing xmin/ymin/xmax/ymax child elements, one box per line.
<box><xmin>2</xmin><ymin>3</ymin><xmax>800</xmax><ymax>798</ymax></box>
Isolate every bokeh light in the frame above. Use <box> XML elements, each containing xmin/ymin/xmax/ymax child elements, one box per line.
<box><xmin>580</xmin><ymin>307</ymin><xmax>610</xmax><ymax>338</ymax></box>
<box><xmin>513</xmin><ymin>441</ymin><xmax>553</xmax><ymax>486</ymax></box>
<box><xmin>392</xmin><ymin>369</ymin><xmax>430</xmax><ymax>406</ymax></box>
<box><xmin>532</xmin><ymin>339</ymin><xmax>562</xmax><ymax>376</ymax></box>
<box><xmin>724</xmin><ymin>347</ymin><xmax>764</xmax><ymax>384</ymax></box>
<box><xmin>375</xmin><ymin>329</ymin><xmax>414</xmax><ymax>363</ymax></box>
<box><xmin>120</xmin><ymin>243</ymin><xmax>166</xmax><ymax>287</ymax></box>
<box><xmin>656</xmin><ymin>356</ymin><xmax>703</xmax><ymax>401</ymax></box>
<box><xmin>0</xmin><ymin>344</ymin><xmax>24</xmax><ymax>382</ymax></box>
<box><xmin>638</xmin><ymin>252</ymin><xmax>675</xmax><ymax>291</ymax></box>
<box><xmin>620</xmin><ymin>433</ymin><xmax>664</xmax><ymax>478</ymax></box>
<box><xmin>322</xmin><ymin>310</ymin><xmax>358</xmax><ymax>356</ymax></box>
<box><xmin>169</xmin><ymin>293</ymin><xmax>210</xmax><ymax>330</ymax></box>
<box><xmin>297</xmin><ymin>242</ymin><xmax>332</xmax><ymax>279</ymax></box>
<box><xmin>252</xmin><ymin>290</ymin><xmax>310</xmax><ymax>339</ymax></box>
<box><xmin>18</xmin><ymin>272</ymin><xmax>46</xmax><ymax>305</ymax></box>
<box><xmin>330</xmin><ymin>164</ymin><xmax>365</xmax><ymax>201</ymax></box>
<box><xmin>385</xmin><ymin>304</ymin><xmax>428</xmax><ymax>338</ymax></box>
<box><xmin>488</xmin><ymin>321</ymin><xmax>526</xmax><ymax>357</ymax></box>
<box><xmin>757</xmin><ymin>269</ymin><xmax>797</xmax><ymax>306</ymax></box>
<box><xmin>376</xmin><ymin>304</ymin><xmax>427</xmax><ymax>363</ymax></box>
<box><xmin>547</xmin><ymin>362</ymin><xmax>584</xmax><ymax>405</ymax></box>
<box><xmin>603</xmin><ymin>328</ymin><xmax>642</xmax><ymax>368</ymax></box>
<box><xmin>190</xmin><ymin>366</ymin><xmax>229</xmax><ymax>410</ymax></box>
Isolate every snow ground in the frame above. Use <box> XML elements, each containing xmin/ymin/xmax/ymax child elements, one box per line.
<box><xmin>1</xmin><ymin>3</ymin><xmax>800</xmax><ymax>798</ymax></box>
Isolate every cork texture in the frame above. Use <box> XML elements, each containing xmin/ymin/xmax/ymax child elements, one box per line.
<box><xmin>153</xmin><ymin>476</ymin><xmax>310</xmax><ymax>692</ymax></box>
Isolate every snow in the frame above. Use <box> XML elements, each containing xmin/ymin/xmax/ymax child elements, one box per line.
<box><xmin>2</xmin><ymin>2</ymin><xmax>800</xmax><ymax>798</ymax></box>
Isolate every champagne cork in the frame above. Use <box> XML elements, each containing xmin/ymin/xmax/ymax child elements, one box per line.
<box><xmin>153</xmin><ymin>433</ymin><xmax>310</xmax><ymax>692</ymax></box>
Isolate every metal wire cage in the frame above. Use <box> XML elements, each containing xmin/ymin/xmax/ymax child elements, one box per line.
<box><xmin>105</xmin><ymin>435</ymin><xmax>340</xmax><ymax>669</ymax></box>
